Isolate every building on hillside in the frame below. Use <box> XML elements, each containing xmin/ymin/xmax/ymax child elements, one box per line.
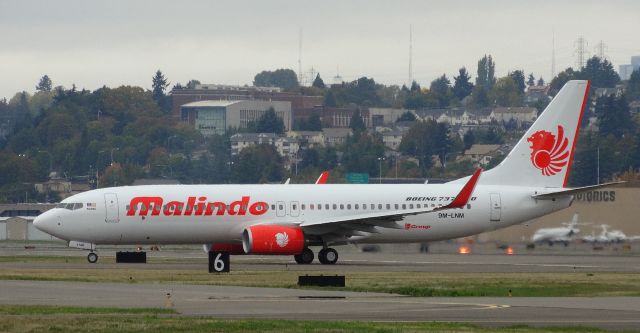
<box><xmin>230</xmin><ymin>133</ymin><xmax>299</xmax><ymax>158</ymax></box>
<box><xmin>170</xmin><ymin>84</ymin><xmax>322</xmax><ymax>120</ymax></box>
<box><xmin>369</xmin><ymin>108</ymin><xmax>413</xmax><ymax>127</ymax></box>
<box><xmin>180</xmin><ymin>100</ymin><xmax>291</xmax><ymax>136</ymax></box>
<box><xmin>460</xmin><ymin>144</ymin><xmax>501</xmax><ymax>167</ymax></box>
<box><xmin>293</xmin><ymin>106</ymin><xmax>370</xmax><ymax>129</ymax></box>
<box><xmin>618</xmin><ymin>56</ymin><xmax>640</xmax><ymax>80</ymax></box>
<box><xmin>525</xmin><ymin>85</ymin><xmax>550</xmax><ymax>105</ymax></box>
<box><xmin>286</xmin><ymin>131</ymin><xmax>325</xmax><ymax>147</ymax></box>
<box><xmin>489</xmin><ymin>107</ymin><xmax>537</xmax><ymax>127</ymax></box>
<box><xmin>629</xmin><ymin>100</ymin><xmax>640</xmax><ymax>113</ymax></box>
<box><xmin>322</xmin><ymin>128</ymin><xmax>352</xmax><ymax>146</ymax></box>
<box><xmin>375</xmin><ymin>126</ymin><xmax>409</xmax><ymax>151</ymax></box>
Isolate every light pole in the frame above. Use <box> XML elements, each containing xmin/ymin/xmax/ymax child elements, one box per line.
<box><xmin>110</xmin><ymin>147</ymin><xmax>119</xmax><ymax>166</ymax></box>
<box><xmin>377</xmin><ymin>157</ymin><xmax>385</xmax><ymax>184</ymax></box>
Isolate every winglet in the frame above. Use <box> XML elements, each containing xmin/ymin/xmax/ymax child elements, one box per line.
<box><xmin>444</xmin><ymin>168</ymin><xmax>482</xmax><ymax>209</ymax></box>
<box><xmin>315</xmin><ymin>171</ymin><xmax>329</xmax><ymax>184</ymax></box>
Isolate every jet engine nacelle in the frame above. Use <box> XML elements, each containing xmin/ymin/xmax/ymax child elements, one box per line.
<box><xmin>242</xmin><ymin>225</ymin><xmax>305</xmax><ymax>255</ymax></box>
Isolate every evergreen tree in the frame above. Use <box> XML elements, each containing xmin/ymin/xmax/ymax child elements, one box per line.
<box><xmin>349</xmin><ymin>109</ymin><xmax>366</xmax><ymax>132</ymax></box>
<box><xmin>452</xmin><ymin>67</ymin><xmax>474</xmax><ymax>100</ymax></box>
<box><xmin>36</xmin><ymin>75</ymin><xmax>53</xmax><ymax>92</ymax></box>
<box><xmin>307</xmin><ymin>113</ymin><xmax>322</xmax><ymax>131</ymax></box>
<box><xmin>186</xmin><ymin>79</ymin><xmax>201</xmax><ymax>89</ymax></box>
<box><xmin>580</xmin><ymin>56</ymin><xmax>620</xmax><ymax>88</ymax></box>
<box><xmin>253</xmin><ymin>69</ymin><xmax>299</xmax><ymax>90</ymax></box>
<box><xmin>152</xmin><ymin>70</ymin><xmax>169</xmax><ymax>100</ymax></box>
<box><xmin>256</xmin><ymin>108</ymin><xmax>285</xmax><ymax>134</ymax></box>
<box><xmin>312</xmin><ymin>74</ymin><xmax>325</xmax><ymax>89</ymax></box>
<box><xmin>537</xmin><ymin>77</ymin><xmax>545</xmax><ymax>86</ymax></box>
<box><xmin>628</xmin><ymin>69</ymin><xmax>640</xmax><ymax>101</ymax></box>
<box><xmin>476</xmin><ymin>55</ymin><xmax>496</xmax><ymax>89</ymax></box>
<box><xmin>595</xmin><ymin>94</ymin><xmax>631</xmax><ymax>138</ymax></box>
<box><xmin>429</xmin><ymin>74</ymin><xmax>452</xmax><ymax>107</ymax></box>
<box><xmin>527</xmin><ymin>73</ymin><xmax>536</xmax><ymax>87</ymax></box>
<box><xmin>509</xmin><ymin>70</ymin><xmax>526</xmax><ymax>93</ymax></box>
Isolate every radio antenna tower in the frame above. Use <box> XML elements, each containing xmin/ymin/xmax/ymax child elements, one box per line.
<box><xmin>408</xmin><ymin>24</ymin><xmax>413</xmax><ymax>86</ymax></box>
<box><xmin>333</xmin><ymin>65</ymin><xmax>343</xmax><ymax>84</ymax></box>
<box><xmin>594</xmin><ymin>40</ymin><xmax>607</xmax><ymax>60</ymax></box>
<box><xmin>298</xmin><ymin>27</ymin><xmax>303</xmax><ymax>85</ymax></box>
<box><xmin>551</xmin><ymin>30</ymin><xmax>556</xmax><ymax>79</ymax></box>
<box><xmin>574</xmin><ymin>36</ymin><xmax>587</xmax><ymax>69</ymax></box>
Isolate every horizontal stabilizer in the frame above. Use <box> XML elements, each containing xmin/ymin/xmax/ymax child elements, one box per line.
<box><xmin>532</xmin><ymin>181</ymin><xmax>625</xmax><ymax>200</ymax></box>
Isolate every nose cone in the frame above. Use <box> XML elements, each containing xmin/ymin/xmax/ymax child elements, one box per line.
<box><xmin>34</xmin><ymin>211</ymin><xmax>55</xmax><ymax>235</ymax></box>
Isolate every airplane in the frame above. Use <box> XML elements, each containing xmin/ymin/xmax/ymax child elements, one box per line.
<box><xmin>34</xmin><ymin>80</ymin><xmax>621</xmax><ymax>265</ymax></box>
<box><xmin>530</xmin><ymin>213</ymin><xmax>585</xmax><ymax>246</ymax></box>
<box><xmin>582</xmin><ymin>224</ymin><xmax>639</xmax><ymax>244</ymax></box>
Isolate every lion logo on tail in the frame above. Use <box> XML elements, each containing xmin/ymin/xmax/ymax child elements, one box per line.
<box><xmin>527</xmin><ymin>125</ymin><xmax>570</xmax><ymax>176</ymax></box>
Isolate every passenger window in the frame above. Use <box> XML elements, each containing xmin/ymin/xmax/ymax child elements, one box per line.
<box><xmin>292</xmin><ymin>204</ymin><xmax>297</xmax><ymax>210</ymax></box>
<box><xmin>394</xmin><ymin>204</ymin><xmax>399</xmax><ymax>209</ymax></box>
<box><xmin>279</xmin><ymin>204</ymin><xmax>284</xmax><ymax>210</ymax></box>
<box><xmin>402</xmin><ymin>204</ymin><xmax>406</xmax><ymax>209</ymax></box>
<box><xmin>467</xmin><ymin>204</ymin><xmax>471</xmax><ymax>209</ymax></box>
<box><xmin>340</xmin><ymin>204</ymin><xmax>344</xmax><ymax>210</ymax></box>
<box><xmin>332</xmin><ymin>204</ymin><xmax>337</xmax><ymax>210</ymax></box>
<box><xmin>386</xmin><ymin>204</ymin><xmax>391</xmax><ymax>209</ymax></box>
<box><xmin>355</xmin><ymin>204</ymin><xmax>359</xmax><ymax>210</ymax></box>
<box><xmin>409</xmin><ymin>204</ymin><xmax>414</xmax><ymax>209</ymax></box>
<box><xmin>301</xmin><ymin>204</ymin><xmax>305</xmax><ymax>210</ymax></box>
<box><xmin>271</xmin><ymin>204</ymin><xmax>276</xmax><ymax>210</ymax></box>
<box><xmin>378</xmin><ymin>204</ymin><xmax>382</xmax><ymax>209</ymax></box>
<box><xmin>347</xmin><ymin>204</ymin><xmax>351</xmax><ymax>210</ymax></box>
<box><xmin>317</xmin><ymin>204</ymin><xmax>321</xmax><ymax>210</ymax></box>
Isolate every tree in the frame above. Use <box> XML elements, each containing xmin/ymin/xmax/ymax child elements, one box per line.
<box><xmin>509</xmin><ymin>70</ymin><xmax>526</xmax><ymax>93</ymax></box>
<box><xmin>307</xmin><ymin>113</ymin><xmax>322</xmax><ymax>130</ymax></box>
<box><xmin>36</xmin><ymin>75</ymin><xmax>53</xmax><ymax>92</ymax></box>
<box><xmin>151</xmin><ymin>70</ymin><xmax>170</xmax><ymax>111</ymax></box>
<box><xmin>399</xmin><ymin>120</ymin><xmax>451</xmax><ymax>174</ymax></box>
<box><xmin>491</xmin><ymin>76</ymin><xmax>523</xmax><ymax>107</ymax></box>
<box><xmin>397</xmin><ymin>111</ymin><xmax>416</xmax><ymax>122</ymax></box>
<box><xmin>470</xmin><ymin>85</ymin><xmax>489</xmax><ymax>108</ymax></box>
<box><xmin>253</xmin><ymin>69</ymin><xmax>299</xmax><ymax>90</ymax></box>
<box><xmin>476</xmin><ymin>55</ymin><xmax>496</xmax><ymax>89</ymax></box>
<box><xmin>595</xmin><ymin>94</ymin><xmax>631</xmax><ymax>138</ymax></box>
<box><xmin>151</xmin><ymin>70</ymin><xmax>169</xmax><ymax>100</ymax></box>
<box><xmin>453</xmin><ymin>67</ymin><xmax>474</xmax><ymax>100</ymax></box>
<box><xmin>186</xmin><ymin>79</ymin><xmax>201</xmax><ymax>89</ymax></box>
<box><xmin>628</xmin><ymin>69</ymin><xmax>640</xmax><ymax>101</ymax></box>
<box><xmin>537</xmin><ymin>77</ymin><xmax>545</xmax><ymax>86</ymax></box>
<box><xmin>463</xmin><ymin>130</ymin><xmax>475</xmax><ymax>150</ymax></box>
<box><xmin>340</xmin><ymin>132</ymin><xmax>386</xmax><ymax>175</ymax></box>
<box><xmin>580</xmin><ymin>56</ymin><xmax>620</xmax><ymax>88</ymax></box>
<box><xmin>255</xmin><ymin>108</ymin><xmax>285</xmax><ymax>134</ymax></box>
<box><xmin>527</xmin><ymin>73</ymin><xmax>536</xmax><ymax>87</ymax></box>
<box><xmin>429</xmin><ymin>74</ymin><xmax>452</xmax><ymax>107</ymax></box>
<box><xmin>312</xmin><ymin>74</ymin><xmax>325</xmax><ymax>89</ymax></box>
<box><xmin>349</xmin><ymin>109</ymin><xmax>366</xmax><ymax>132</ymax></box>
<box><xmin>232</xmin><ymin>144</ymin><xmax>284</xmax><ymax>183</ymax></box>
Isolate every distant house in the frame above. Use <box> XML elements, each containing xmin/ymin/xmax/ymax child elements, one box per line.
<box><xmin>629</xmin><ymin>100</ymin><xmax>640</xmax><ymax>113</ymax></box>
<box><xmin>286</xmin><ymin>131</ymin><xmax>325</xmax><ymax>147</ymax></box>
<box><xmin>375</xmin><ymin>126</ymin><xmax>407</xmax><ymax>151</ymax></box>
<box><xmin>461</xmin><ymin>144</ymin><xmax>502</xmax><ymax>167</ymax></box>
<box><xmin>525</xmin><ymin>85</ymin><xmax>550</xmax><ymax>105</ymax></box>
<box><xmin>322</xmin><ymin>128</ymin><xmax>352</xmax><ymax>146</ymax></box>
<box><xmin>490</xmin><ymin>107</ymin><xmax>537</xmax><ymax>127</ymax></box>
<box><xmin>230</xmin><ymin>133</ymin><xmax>299</xmax><ymax>157</ymax></box>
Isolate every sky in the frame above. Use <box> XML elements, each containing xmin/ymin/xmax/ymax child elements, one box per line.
<box><xmin>1</xmin><ymin>0</ymin><xmax>639</xmax><ymax>100</ymax></box>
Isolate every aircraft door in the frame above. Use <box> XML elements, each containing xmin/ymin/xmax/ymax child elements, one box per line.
<box><xmin>489</xmin><ymin>193</ymin><xmax>501</xmax><ymax>222</ymax></box>
<box><xmin>276</xmin><ymin>201</ymin><xmax>286</xmax><ymax>217</ymax></box>
<box><xmin>290</xmin><ymin>201</ymin><xmax>300</xmax><ymax>217</ymax></box>
<box><xmin>104</xmin><ymin>193</ymin><xmax>120</xmax><ymax>223</ymax></box>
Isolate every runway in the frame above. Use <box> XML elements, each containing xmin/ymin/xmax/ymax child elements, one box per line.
<box><xmin>1</xmin><ymin>280</ymin><xmax>639</xmax><ymax>330</ymax></box>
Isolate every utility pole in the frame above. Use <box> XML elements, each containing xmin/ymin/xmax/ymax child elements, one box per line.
<box><xmin>298</xmin><ymin>27</ymin><xmax>303</xmax><ymax>86</ymax></box>
<box><xmin>408</xmin><ymin>24</ymin><xmax>413</xmax><ymax>86</ymax></box>
<box><xmin>594</xmin><ymin>40</ymin><xmax>607</xmax><ymax>60</ymax></box>
<box><xmin>574</xmin><ymin>36</ymin><xmax>588</xmax><ymax>69</ymax></box>
<box><xmin>551</xmin><ymin>30</ymin><xmax>556</xmax><ymax>80</ymax></box>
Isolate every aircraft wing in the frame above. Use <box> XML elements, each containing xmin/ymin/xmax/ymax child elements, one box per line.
<box><xmin>300</xmin><ymin>168</ymin><xmax>481</xmax><ymax>229</ymax></box>
<box><xmin>531</xmin><ymin>181</ymin><xmax>625</xmax><ymax>200</ymax></box>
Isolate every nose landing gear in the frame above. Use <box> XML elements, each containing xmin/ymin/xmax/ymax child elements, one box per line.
<box><xmin>87</xmin><ymin>252</ymin><xmax>98</xmax><ymax>263</ymax></box>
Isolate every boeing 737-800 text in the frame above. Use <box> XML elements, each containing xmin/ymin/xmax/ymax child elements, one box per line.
<box><xmin>34</xmin><ymin>80</ymin><xmax>619</xmax><ymax>264</ymax></box>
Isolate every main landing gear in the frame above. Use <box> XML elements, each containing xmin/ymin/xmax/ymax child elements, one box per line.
<box><xmin>87</xmin><ymin>252</ymin><xmax>98</xmax><ymax>263</ymax></box>
<box><xmin>293</xmin><ymin>247</ymin><xmax>338</xmax><ymax>265</ymax></box>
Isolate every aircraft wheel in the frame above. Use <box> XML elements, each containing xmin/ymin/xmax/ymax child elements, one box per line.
<box><xmin>294</xmin><ymin>248</ymin><xmax>314</xmax><ymax>264</ymax></box>
<box><xmin>318</xmin><ymin>248</ymin><xmax>338</xmax><ymax>265</ymax></box>
<box><xmin>87</xmin><ymin>252</ymin><xmax>98</xmax><ymax>264</ymax></box>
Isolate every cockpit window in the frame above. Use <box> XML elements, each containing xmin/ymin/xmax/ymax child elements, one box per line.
<box><xmin>56</xmin><ymin>202</ymin><xmax>84</xmax><ymax>210</ymax></box>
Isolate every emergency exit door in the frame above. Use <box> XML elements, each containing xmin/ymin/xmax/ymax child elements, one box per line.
<box><xmin>104</xmin><ymin>193</ymin><xmax>120</xmax><ymax>223</ymax></box>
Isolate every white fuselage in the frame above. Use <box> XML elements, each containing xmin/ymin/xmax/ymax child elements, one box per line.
<box><xmin>34</xmin><ymin>183</ymin><xmax>572</xmax><ymax>246</ymax></box>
